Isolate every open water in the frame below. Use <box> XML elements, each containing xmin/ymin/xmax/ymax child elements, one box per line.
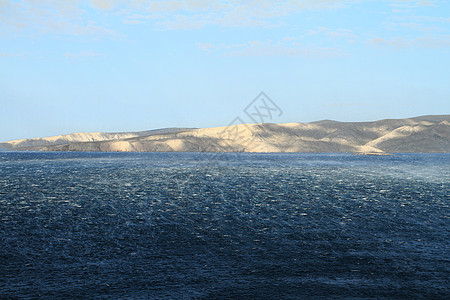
<box><xmin>0</xmin><ymin>152</ymin><xmax>449</xmax><ymax>298</ymax></box>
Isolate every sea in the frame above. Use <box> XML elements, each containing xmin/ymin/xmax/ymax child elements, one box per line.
<box><xmin>0</xmin><ymin>152</ymin><xmax>449</xmax><ymax>299</ymax></box>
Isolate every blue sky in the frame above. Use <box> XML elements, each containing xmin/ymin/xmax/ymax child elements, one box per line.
<box><xmin>1</xmin><ymin>0</ymin><xmax>449</xmax><ymax>141</ymax></box>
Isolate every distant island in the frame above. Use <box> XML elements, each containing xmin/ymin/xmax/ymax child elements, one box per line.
<box><xmin>1</xmin><ymin>115</ymin><xmax>449</xmax><ymax>153</ymax></box>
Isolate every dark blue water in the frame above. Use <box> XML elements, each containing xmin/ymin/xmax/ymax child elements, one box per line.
<box><xmin>0</xmin><ymin>152</ymin><xmax>449</xmax><ymax>298</ymax></box>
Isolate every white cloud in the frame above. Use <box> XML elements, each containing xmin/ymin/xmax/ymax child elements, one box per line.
<box><xmin>386</xmin><ymin>14</ymin><xmax>450</xmax><ymax>33</ymax></box>
<box><xmin>417</xmin><ymin>34</ymin><xmax>450</xmax><ymax>48</ymax></box>
<box><xmin>391</xmin><ymin>0</ymin><xmax>437</xmax><ymax>7</ymax></box>
<box><xmin>368</xmin><ymin>34</ymin><xmax>450</xmax><ymax>49</ymax></box>
<box><xmin>369</xmin><ymin>36</ymin><xmax>410</xmax><ymax>48</ymax></box>
<box><xmin>308</xmin><ymin>26</ymin><xmax>358</xmax><ymax>39</ymax></box>
<box><xmin>134</xmin><ymin>0</ymin><xmax>356</xmax><ymax>30</ymax></box>
<box><xmin>197</xmin><ymin>39</ymin><xmax>346</xmax><ymax>58</ymax></box>
<box><xmin>0</xmin><ymin>0</ymin><xmax>118</xmax><ymax>36</ymax></box>
<box><xmin>1</xmin><ymin>0</ymin><xmax>447</xmax><ymax>40</ymax></box>
<box><xmin>64</xmin><ymin>50</ymin><xmax>104</xmax><ymax>59</ymax></box>
<box><xmin>0</xmin><ymin>51</ymin><xmax>14</xmax><ymax>57</ymax></box>
<box><xmin>0</xmin><ymin>51</ymin><xmax>30</xmax><ymax>57</ymax></box>
<box><xmin>0</xmin><ymin>0</ymin><xmax>358</xmax><ymax>35</ymax></box>
<box><xmin>196</xmin><ymin>42</ymin><xmax>214</xmax><ymax>53</ymax></box>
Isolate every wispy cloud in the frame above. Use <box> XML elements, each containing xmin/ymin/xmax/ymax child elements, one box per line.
<box><xmin>64</xmin><ymin>50</ymin><xmax>105</xmax><ymax>59</ymax></box>
<box><xmin>0</xmin><ymin>52</ymin><xmax>14</xmax><ymax>57</ymax></box>
<box><xmin>368</xmin><ymin>37</ymin><xmax>411</xmax><ymax>48</ymax></box>
<box><xmin>390</xmin><ymin>0</ymin><xmax>437</xmax><ymax>8</ymax></box>
<box><xmin>389</xmin><ymin>0</ymin><xmax>438</xmax><ymax>15</ymax></box>
<box><xmin>307</xmin><ymin>26</ymin><xmax>359</xmax><ymax>45</ymax></box>
<box><xmin>197</xmin><ymin>39</ymin><xmax>346</xmax><ymax>58</ymax></box>
<box><xmin>417</xmin><ymin>34</ymin><xmax>450</xmax><ymax>48</ymax></box>
<box><xmin>0</xmin><ymin>0</ymin><xmax>118</xmax><ymax>36</ymax></box>
<box><xmin>1</xmin><ymin>0</ymin><xmax>449</xmax><ymax>58</ymax></box>
<box><xmin>0</xmin><ymin>0</ymin><xmax>357</xmax><ymax>35</ymax></box>
<box><xmin>130</xmin><ymin>0</ymin><xmax>357</xmax><ymax>30</ymax></box>
<box><xmin>368</xmin><ymin>34</ymin><xmax>450</xmax><ymax>49</ymax></box>
<box><xmin>0</xmin><ymin>51</ymin><xmax>30</xmax><ymax>58</ymax></box>
<box><xmin>385</xmin><ymin>14</ymin><xmax>450</xmax><ymax>33</ymax></box>
<box><xmin>372</xmin><ymin>1</ymin><xmax>450</xmax><ymax>50</ymax></box>
<box><xmin>308</xmin><ymin>26</ymin><xmax>357</xmax><ymax>38</ymax></box>
<box><xmin>195</xmin><ymin>42</ymin><xmax>214</xmax><ymax>53</ymax></box>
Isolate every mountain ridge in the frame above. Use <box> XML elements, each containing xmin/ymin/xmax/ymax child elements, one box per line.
<box><xmin>1</xmin><ymin>115</ymin><xmax>449</xmax><ymax>153</ymax></box>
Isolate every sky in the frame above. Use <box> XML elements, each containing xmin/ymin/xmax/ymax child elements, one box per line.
<box><xmin>1</xmin><ymin>0</ymin><xmax>449</xmax><ymax>141</ymax></box>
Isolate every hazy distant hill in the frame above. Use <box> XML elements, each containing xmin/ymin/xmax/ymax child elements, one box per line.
<box><xmin>0</xmin><ymin>128</ymin><xmax>193</xmax><ymax>150</ymax></box>
<box><xmin>1</xmin><ymin>115</ymin><xmax>449</xmax><ymax>153</ymax></box>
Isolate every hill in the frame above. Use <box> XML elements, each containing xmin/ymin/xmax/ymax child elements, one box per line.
<box><xmin>1</xmin><ymin>115</ymin><xmax>449</xmax><ymax>153</ymax></box>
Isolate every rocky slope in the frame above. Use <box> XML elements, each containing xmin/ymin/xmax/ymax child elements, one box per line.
<box><xmin>0</xmin><ymin>128</ymin><xmax>193</xmax><ymax>150</ymax></box>
<box><xmin>1</xmin><ymin>115</ymin><xmax>449</xmax><ymax>153</ymax></box>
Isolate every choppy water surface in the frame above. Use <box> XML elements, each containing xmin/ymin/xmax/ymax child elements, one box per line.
<box><xmin>0</xmin><ymin>152</ymin><xmax>449</xmax><ymax>298</ymax></box>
